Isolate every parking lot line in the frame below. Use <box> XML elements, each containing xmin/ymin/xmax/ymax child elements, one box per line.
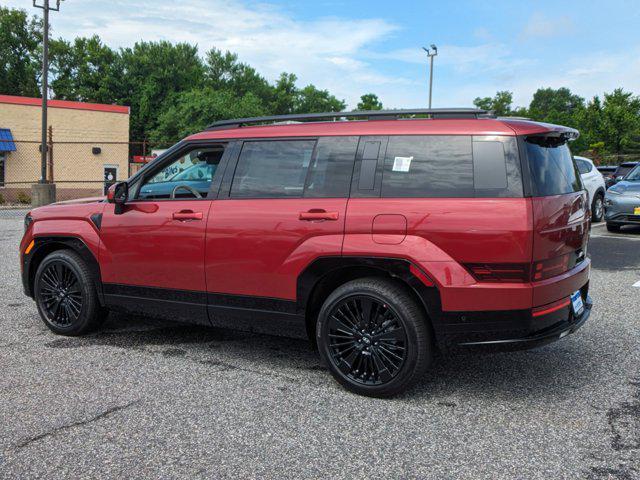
<box><xmin>633</xmin><ymin>280</ymin><xmax>640</xmax><ymax>287</ymax></box>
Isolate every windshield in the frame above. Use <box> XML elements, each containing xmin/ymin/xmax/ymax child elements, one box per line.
<box><xmin>525</xmin><ymin>137</ymin><xmax>582</xmax><ymax>196</ymax></box>
<box><xmin>624</xmin><ymin>165</ymin><xmax>640</xmax><ymax>181</ymax></box>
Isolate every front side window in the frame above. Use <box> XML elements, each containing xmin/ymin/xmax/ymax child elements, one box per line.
<box><xmin>138</xmin><ymin>146</ymin><xmax>224</xmax><ymax>199</ymax></box>
<box><xmin>625</xmin><ymin>165</ymin><xmax>640</xmax><ymax>181</ymax></box>
<box><xmin>525</xmin><ymin>138</ymin><xmax>582</xmax><ymax>196</ymax></box>
<box><xmin>231</xmin><ymin>140</ymin><xmax>316</xmax><ymax>198</ymax></box>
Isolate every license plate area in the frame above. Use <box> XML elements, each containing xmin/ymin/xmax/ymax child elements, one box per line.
<box><xmin>634</xmin><ymin>207</ymin><xmax>640</xmax><ymax>215</ymax></box>
<box><xmin>570</xmin><ymin>290</ymin><xmax>584</xmax><ymax>317</ymax></box>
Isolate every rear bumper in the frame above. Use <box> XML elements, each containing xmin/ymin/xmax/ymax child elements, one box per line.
<box><xmin>457</xmin><ymin>294</ymin><xmax>592</xmax><ymax>349</ymax></box>
<box><xmin>433</xmin><ymin>281</ymin><xmax>592</xmax><ymax>350</ymax></box>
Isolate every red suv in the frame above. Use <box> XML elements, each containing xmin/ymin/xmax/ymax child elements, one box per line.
<box><xmin>20</xmin><ymin>109</ymin><xmax>593</xmax><ymax>397</ymax></box>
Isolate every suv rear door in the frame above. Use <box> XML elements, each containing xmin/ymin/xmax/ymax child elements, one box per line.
<box><xmin>204</xmin><ymin>136</ymin><xmax>357</xmax><ymax>321</ymax></box>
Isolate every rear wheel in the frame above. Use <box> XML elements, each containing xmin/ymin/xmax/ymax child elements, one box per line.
<box><xmin>606</xmin><ymin>223</ymin><xmax>621</xmax><ymax>232</ymax></box>
<box><xmin>591</xmin><ymin>193</ymin><xmax>604</xmax><ymax>222</ymax></box>
<box><xmin>316</xmin><ymin>277</ymin><xmax>432</xmax><ymax>397</ymax></box>
<box><xmin>34</xmin><ymin>250</ymin><xmax>108</xmax><ymax>336</ymax></box>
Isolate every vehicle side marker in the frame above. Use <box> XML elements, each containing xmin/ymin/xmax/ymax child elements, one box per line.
<box><xmin>24</xmin><ymin>240</ymin><xmax>35</xmax><ymax>255</ymax></box>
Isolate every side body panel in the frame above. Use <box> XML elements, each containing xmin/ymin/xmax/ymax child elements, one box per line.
<box><xmin>343</xmin><ymin>198</ymin><xmax>535</xmax><ymax>311</ymax></box>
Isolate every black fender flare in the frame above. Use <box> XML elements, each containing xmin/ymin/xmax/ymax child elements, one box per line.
<box><xmin>22</xmin><ymin>236</ymin><xmax>104</xmax><ymax>304</ymax></box>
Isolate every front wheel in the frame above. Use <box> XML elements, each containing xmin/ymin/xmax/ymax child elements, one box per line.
<box><xmin>591</xmin><ymin>193</ymin><xmax>604</xmax><ymax>223</ymax></box>
<box><xmin>34</xmin><ymin>250</ymin><xmax>108</xmax><ymax>336</ymax></box>
<box><xmin>606</xmin><ymin>223</ymin><xmax>621</xmax><ymax>232</ymax></box>
<box><xmin>316</xmin><ymin>277</ymin><xmax>432</xmax><ymax>397</ymax></box>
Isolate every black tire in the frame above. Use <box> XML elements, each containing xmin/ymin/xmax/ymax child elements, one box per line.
<box><xmin>34</xmin><ymin>250</ymin><xmax>108</xmax><ymax>336</ymax></box>
<box><xmin>316</xmin><ymin>277</ymin><xmax>432</xmax><ymax>397</ymax></box>
<box><xmin>591</xmin><ymin>193</ymin><xmax>604</xmax><ymax>223</ymax></box>
<box><xmin>606</xmin><ymin>223</ymin><xmax>621</xmax><ymax>232</ymax></box>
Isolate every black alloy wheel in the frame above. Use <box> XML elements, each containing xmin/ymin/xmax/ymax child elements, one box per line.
<box><xmin>38</xmin><ymin>261</ymin><xmax>84</xmax><ymax>328</ymax></box>
<box><xmin>326</xmin><ymin>295</ymin><xmax>407</xmax><ymax>385</ymax></box>
<box><xmin>34</xmin><ymin>250</ymin><xmax>107</xmax><ymax>335</ymax></box>
<box><xmin>317</xmin><ymin>277</ymin><xmax>432</xmax><ymax>397</ymax></box>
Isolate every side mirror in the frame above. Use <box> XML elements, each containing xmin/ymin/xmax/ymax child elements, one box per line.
<box><xmin>107</xmin><ymin>182</ymin><xmax>128</xmax><ymax>214</ymax></box>
<box><xmin>615</xmin><ymin>176</ymin><xmax>623</xmax><ymax>184</ymax></box>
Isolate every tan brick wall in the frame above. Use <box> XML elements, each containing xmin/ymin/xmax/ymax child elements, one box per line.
<box><xmin>0</xmin><ymin>102</ymin><xmax>129</xmax><ymax>194</ymax></box>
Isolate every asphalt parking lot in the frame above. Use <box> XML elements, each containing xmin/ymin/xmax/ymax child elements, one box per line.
<box><xmin>0</xmin><ymin>217</ymin><xmax>638</xmax><ymax>479</ymax></box>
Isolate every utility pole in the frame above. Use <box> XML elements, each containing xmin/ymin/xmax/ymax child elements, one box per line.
<box><xmin>422</xmin><ymin>44</ymin><xmax>438</xmax><ymax>109</ymax></box>
<box><xmin>32</xmin><ymin>0</ymin><xmax>62</xmax><ymax>206</ymax></box>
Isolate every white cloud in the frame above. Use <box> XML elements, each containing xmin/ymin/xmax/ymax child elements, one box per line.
<box><xmin>7</xmin><ymin>0</ymin><xmax>409</xmax><ymax>108</ymax></box>
<box><xmin>521</xmin><ymin>12</ymin><xmax>575</xmax><ymax>40</ymax></box>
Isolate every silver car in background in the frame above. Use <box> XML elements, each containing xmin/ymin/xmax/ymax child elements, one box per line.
<box><xmin>604</xmin><ymin>163</ymin><xmax>640</xmax><ymax>232</ymax></box>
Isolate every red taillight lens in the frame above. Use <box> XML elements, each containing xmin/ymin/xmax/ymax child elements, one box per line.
<box><xmin>532</xmin><ymin>254</ymin><xmax>570</xmax><ymax>281</ymax></box>
<box><xmin>464</xmin><ymin>263</ymin><xmax>530</xmax><ymax>283</ymax></box>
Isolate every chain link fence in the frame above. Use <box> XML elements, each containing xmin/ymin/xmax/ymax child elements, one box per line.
<box><xmin>0</xmin><ymin>136</ymin><xmax>165</xmax><ymax>215</ymax></box>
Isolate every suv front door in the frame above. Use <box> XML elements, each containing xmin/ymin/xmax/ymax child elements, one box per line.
<box><xmin>99</xmin><ymin>143</ymin><xmax>229</xmax><ymax>324</ymax></box>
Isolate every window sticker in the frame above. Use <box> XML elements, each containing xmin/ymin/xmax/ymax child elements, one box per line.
<box><xmin>392</xmin><ymin>156</ymin><xmax>413</xmax><ymax>172</ymax></box>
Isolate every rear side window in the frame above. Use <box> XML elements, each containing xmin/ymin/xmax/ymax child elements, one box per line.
<box><xmin>382</xmin><ymin>136</ymin><xmax>474</xmax><ymax>197</ymax></box>
<box><xmin>525</xmin><ymin>138</ymin><xmax>582</xmax><ymax>196</ymax></box>
<box><xmin>380</xmin><ymin>135</ymin><xmax>523</xmax><ymax>198</ymax></box>
<box><xmin>231</xmin><ymin>140</ymin><xmax>315</xmax><ymax>198</ymax></box>
<box><xmin>304</xmin><ymin>136</ymin><xmax>358</xmax><ymax>198</ymax></box>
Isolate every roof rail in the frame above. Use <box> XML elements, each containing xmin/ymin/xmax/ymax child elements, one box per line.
<box><xmin>206</xmin><ymin>108</ymin><xmax>490</xmax><ymax>130</ymax></box>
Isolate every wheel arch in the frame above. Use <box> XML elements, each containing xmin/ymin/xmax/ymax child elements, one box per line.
<box><xmin>24</xmin><ymin>236</ymin><xmax>104</xmax><ymax>305</ymax></box>
<box><xmin>297</xmin><ymin>256</ymin><xmax>441</xmax><ymax>343</ymax></box>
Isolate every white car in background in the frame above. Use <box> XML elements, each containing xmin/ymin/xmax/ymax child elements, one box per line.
<box><xmin>575</xmin><ymin>156</ymin><xmax>606</xmax><ymax>222</ymax></box>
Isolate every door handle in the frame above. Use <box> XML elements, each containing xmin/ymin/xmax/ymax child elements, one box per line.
<box><xmin>173</xmin><ymin>210</ymin><xmax>203</xmax><ymax>221</ymax></box>
<box><xmin>299</xmin><ymin>210</ymin><xmax>339</xmax><ymax>221</ymax></box>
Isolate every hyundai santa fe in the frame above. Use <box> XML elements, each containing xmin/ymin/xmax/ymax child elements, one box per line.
<box><xmin>19</xmin><ymin>108</ymin><xmax>593</xmax><ymax>397</ymax></box>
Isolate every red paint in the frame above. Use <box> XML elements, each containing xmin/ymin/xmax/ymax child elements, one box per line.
<box><xmin>205</xmin><ymin>199</ymin><xmax>347</xmax><ymax>299</ymax></box>
<box><xmin>99</xmin><ymin>200</ymin><xmax>211</xmax><ymax>292</ymax></box>
<box><xmin>0</xmin><ymin>94</ymin><xmax>129</xmax><ymax>114</ymax></box>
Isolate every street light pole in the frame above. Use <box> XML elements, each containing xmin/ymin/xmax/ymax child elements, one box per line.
<box><xmin>32</xmin><ymin>0</ymin><xmax>61</xmax><ymax>206</ymax></box>
<box><xmin>33</xmin><ymin>0</ymin><xmax>61</xmax><ymax>183</ymax></box>
<box><xmin>422</xmin><ymin>44</ymin><xmax>438</xmax><ymax>109</ymax></box>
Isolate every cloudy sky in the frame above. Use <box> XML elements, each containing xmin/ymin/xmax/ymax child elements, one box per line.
<box><xmin>9</xmin><ymin>0</ymin><xmax>640</xmax><ymax>109</ymax></box>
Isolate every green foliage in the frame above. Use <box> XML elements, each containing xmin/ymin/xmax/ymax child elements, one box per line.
<box><xmin>473</xmin><ymin>91</ymin><xmax>513</xmax><ymax>116</ymax></box>
<box><xmin>149</xmin><ymin>88</ymin><xmax>266</xmax><ymax>146</ymax></box>
<box><xmin>600</xmin><ymin>89</ymin><xmax>640</xmax><ymax>153</ymax></box>
<box><xmin>0</xmin><ymin>7</ymin><xmax>42</xmax><ymax>97</ymax></box>
<box><xmin>357</xmin><ymin>93</ymin><xmax>383</xmax><ymax>111</ymax></box>
<box><xmin>16</xmin><ymin>191</ymin><xmax>31</xmax><ymax>204</ymax></box>
<box><xmin>0</xmin><ymin>193</ymin><xmax>5</xmax><ymax>205</ymax></box>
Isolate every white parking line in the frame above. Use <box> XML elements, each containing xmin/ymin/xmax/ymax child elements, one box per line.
<box><xmin>633</xmin><ymin>281</ymin><xmax>640</xmax><ymax>288</ymax></box>
<box><xmin>591</xmin><ymin>223</ymin><xmax>606</xmax><ymax>228</ymax></box>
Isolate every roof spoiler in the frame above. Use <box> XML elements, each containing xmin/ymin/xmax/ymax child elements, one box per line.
<box><xmin>206</xmin><ymin>108</ymin><xmax>491</xmax><ymax>130</ymax></box>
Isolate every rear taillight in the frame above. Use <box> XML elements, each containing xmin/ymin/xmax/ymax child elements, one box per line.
<box><xmin>531</xmin><ymin>254</ymin><xmax>570</xmax><ymax>281</ymax></box>
<box><xmin>464</xmin><ymin>263</ymin><xmax>530</xmax><ymax>283</ymax></box>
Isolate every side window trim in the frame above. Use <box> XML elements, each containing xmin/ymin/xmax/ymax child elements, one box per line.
<box><xmin>350</xmin><ymin>136</ymin><xmax>388</xmax><ymax>198</ymax></box>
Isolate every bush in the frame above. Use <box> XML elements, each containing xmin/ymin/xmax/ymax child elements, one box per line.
<box><xmin>0</xmin><ymin>193</ymin><xmax>5</xmax><ymax>205</ymax></box>
<box><xmin>16</xmin><ymin>191</ymin><xmax>31</xmax><ymax>204</ymax></box>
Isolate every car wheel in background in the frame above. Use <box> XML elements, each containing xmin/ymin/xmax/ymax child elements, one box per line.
<box><xmin>606</xmin><ymin>223</ymin><xmax>621</xmax><ymax>233</ymax></box>
<box><xmin>34</xmin><ymin>250</ymin><xmax>108</xmax><ymax>336</ymax></box>
<box><xmin>316</xmin><ymin>277</ymin><xmax>432</xmax><ymax>397</ymax></box>
<box><xmin>591</xmin><ymin>193</ymin><xmax>604</xmax><ymax>223</ymax></box>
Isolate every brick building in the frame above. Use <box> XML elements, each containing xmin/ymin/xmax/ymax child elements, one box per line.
<box><xmin>0</xmin><ymin>94</ymin><xmax>130</xmax><ymax>202</ymax></box>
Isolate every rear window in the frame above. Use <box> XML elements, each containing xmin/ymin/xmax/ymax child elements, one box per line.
<box><xmin>380</xmin><ymin>135</ymin><xmax>523</xmax><ymax>198</ymax></box>
<box><xmin>615</xmin><ymin>163</ymin><xmax>638</xmax><ymax>178</ymax></box>
<box><xmin>525</xmin><ymin>138</ymin><xmax>582</xmax><ymax>196</ymax></box>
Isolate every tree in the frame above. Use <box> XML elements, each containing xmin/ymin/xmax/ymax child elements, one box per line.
<box><xmin>270</xmin><ymin>73</ymin><xmax>298</xmax><ymax>114</ymax></box>
<box><xmin>0</xmin><ymin>7</ymin><xmax>42</xmax><ymax>97</ymax></box>
<box><xmin>473</xmin><ymin>91</ymin><xmax>513</xmax><ymax>116</ymax></box>
<box><xmin>149</xmin><ymin>88</ymin><xmax>265</xmax><ymax>146</ymax></box>
<box><xmin>600</xmin><ymin>88</ymin><xmax>640</xmax><ymax>154</ymax></box>
<box><xmin>50</xmin><ymin>35</ymin><xmax>122</xmax><ymax>104</ymax></box>
<box><xmin>295</xmin><ymin>85</ymin><xmax>345</xmax><ymax>113</ymax></box>
<box><xmin>357</xmin><ymin>93</ymin><xmax>383</xmax><ymax>111</ymax></box>
<box><xmin>528</xmin><ymin>87</ymin><xmax>584</xmax><ymax>126</ymax></box>
<box><xmin>119</xmin><ymin>41</ymin><xmax>205</xmax><ymax>140</ymax></box>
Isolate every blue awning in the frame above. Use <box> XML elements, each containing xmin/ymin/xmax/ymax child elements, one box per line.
<box><xmin>0</xmin><ymin>128</ymin><xmax>16</xmax><ymax>152</ymax></box>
